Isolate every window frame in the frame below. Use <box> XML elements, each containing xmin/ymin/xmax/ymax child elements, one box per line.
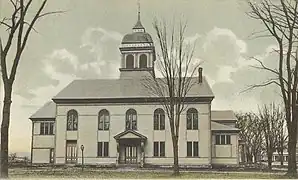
<box><xmin>67</xmin><ymin>110</ymin><xmax>78</xmax><ymax>131</ymax></box>
<box><xmin>97</xmin><ymin>142</ymin><xmax>109</xmax><ymax>157</ymax></box>
<box><xmin>215</xmin><ymin>134</ymin><xmax>231</xmax><ymax>145</ymax></box>
<box><xmin>98</xmin><ymin>109</ymin><xmax>110</xmax><ymax>131</ymax></box>
<box><xmin>153</xmin><ymin>141</ymin><xmax>165</xmax><ymax>157</ymax></box>
<box><xmin>40</xmin><ymin>122</ymin><xmax>54</xmax><ymax>135</ymax></box>
<box><xmin>126</xmin><ymin>109</ymin><xmax>137</xmax><ymax>130</ymax></box>
<box><xmin>187</xmin><ymin>141</ymin><xmax>199</xmax><ymax>157</ymax></box>
<box><xmin>186</xmin><ymin>108</ymin><xmax>199</xmax><ymax>130</ymax></box>
<box><xmin>153</xmin><ymin>108</ymin><xmax>165</xmax><ymax>131</ymax></box>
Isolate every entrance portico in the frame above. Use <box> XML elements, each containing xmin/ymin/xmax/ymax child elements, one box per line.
<box><xmin>114</xmin><ymin>130</ymin><xmax>147</xmax><ymax>167</ymax></box>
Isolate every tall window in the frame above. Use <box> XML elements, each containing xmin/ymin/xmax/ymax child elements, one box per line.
<box><xmin>187</xmin><ymin>141</ymin><xmax>199</xmax><ymax>157</ymax></box>
<box><xmin>40</xmin><ymin>122</ymin><xmax>54</xmax><ymax>135</ymax></box>
<box><xmin>126</xmin><ymin>109</ymin><xmax>137</xmax><ymax>130</ymax></box>
<box><xmin>186</xmin><ymin>108</ymin><xmax>198</xmax><ymax>130</ymax></box>
<box><xmin>97</xmin><ymin>142</ymin><xmax>109</xmax><ymax>157</ymax></box>
<box><xmin>215</xmin><ymin>134</ymin><xmax>231</xmax><ymax>145</ymax></box>
<box><xmin>154</xmin><ymin>108</ymin><xmax>165</xmax><ymax>130</ymax></box>
<box><xmin>67</xmin><ymin>110</ymin><xmax>78</xmax><ymax>131</ymax></box>
<box><xmin>139</xmin><ymin>54</ymin><xmax>147</xmax><ymax>68</ymax></box>
<box><xmin>153</xmin><ymin>141</ymin><xmax>165</xmax><ymax>157</ymax></box>
<box><xmin>98</xmin><ymin>109</ymin><xmax>110</xmax><ymax>130</ymax></box>
<box><xmin>126</xmin><ymin>54</ymin><xmax>134</xmax><ymax>68</ymax></box>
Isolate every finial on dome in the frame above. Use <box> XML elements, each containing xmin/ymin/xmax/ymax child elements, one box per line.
<box><xmin>133</xmin><ymin>0</ymin><xmax>145</xmax><ymax>32</ymax></box>
<box><xmin>138</xmin><ymin>0</ymin><xmax>140</xmax><ymax>21</ymax></box>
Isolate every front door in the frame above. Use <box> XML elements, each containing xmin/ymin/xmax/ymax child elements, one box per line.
<box><xmin>66</xmin><ymin>140</ymin><xmax>77</xmax><ymax>164</ymax></box>
<box><xmin>125</xmin><ymin>145</ymin><xmax>137</xmax><ymax>164</ymax></box>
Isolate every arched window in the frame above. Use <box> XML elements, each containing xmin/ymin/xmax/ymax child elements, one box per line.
<box><xmin>126</xmin><ymin>54</ymin><xmax>134</xmax><ymax>68</ymax></box>
<box><xmin>186</xmin><ymin>108</ymin><xmax>198</xmax><ymax>130</ymax></box>
<box><xmin>67</xmin><ymin>110</ymin><xmax>78</xmax><ymax>131</ymax></box>
<box><xmin>154</xmin><ymin>108</ymin><xmax>165</xmax><ymax>130</ymax></box>
<box><xmin>139</xmin><ymin>54</ymin><xmax>147</xmax><ymax>68</ymax></box>
<box><xmin>98</xmin><ymin>109</ymin><xmax>110</xmax><ymax>130</ymax></box>
<box><xmin>126</xmin><ymin>109</ymin><xmax>137</xmax><ymax>130</ymax></box>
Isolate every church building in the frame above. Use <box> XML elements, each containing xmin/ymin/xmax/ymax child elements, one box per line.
<box><xmin>29</xmin><ymin>9</ymin><xmax>241</xmax><ymax>167</ymax></box>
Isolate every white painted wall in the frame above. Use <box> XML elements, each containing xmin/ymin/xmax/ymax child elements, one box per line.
<box><xmin>33</xmin><ymin>136</ymin><xmax>54</xmax><ymax>148</ymax></box>
<box><xmin>32</xmin><ymin>149</ymin><xmax>50</xmax><ymax>164</ymax></box>
<box><xmin>52</xmin><ymin>102</ymin><xmax>211</xmax><ymax>165</ymax></box>
<box><xmin>211</xmin><ymin>134</ymin><xmax>239</xmax><ymax>165</ymax></box>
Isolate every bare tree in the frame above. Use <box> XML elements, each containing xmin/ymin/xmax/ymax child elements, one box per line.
<box><xmin>0</xmin><ymin>0</ymin><xmax>62</xmax><ymax>178</ymax></box>
<box><xmin>236</xmin><ymin>112</ymin><xmax>263</xmax><ymax>164</ymax></box>
<box><xmin>275</xmin><ymin>112</ymin><xmax>288</xmax><ymax>166</ymax></box>
<box><xmin>143</xmin><ymin>19</ymin><xmax>200</xmax><ymax>176</ymax></box>
<box><xmin>246</xmin><ymin>0</ymin><xmax>298</xmax><ymax>176</ymax></box>
<box><xmin>258</xmin><ymin>102</ymin><xmax>284</xmax><ymax>170</ymax></box>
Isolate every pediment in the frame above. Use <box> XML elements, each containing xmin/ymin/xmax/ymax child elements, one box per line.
<box><xmin>114</xmin><ymin>130</ymin><xmax>147</xmax><ymax>140</ymax></box>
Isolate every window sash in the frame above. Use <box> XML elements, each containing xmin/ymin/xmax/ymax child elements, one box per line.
<box><xmin>40</xmin><ymin>123</ymin><xmax>45</xmax><ymax>135</ymax></box>
<box><xmin>98</xmin><ymin>142</ymin><xmax>109</xmax><ymax>157</ymax></box>
<box><xmin>154</xmin><ymin>115</ymin><xmax>159</xmax><ymax>130</ymax></box>
<box><xmin>153</xmin><ymin>142</ymin><xmax>159</xmax><ymax>157</ymax></box>
<box><xmin>226</xmin><ymin>135</ymin><xmax>231</xmax><ymax>144</ymax></box>
<box><xmin>192</xmin><ymin>114</ymin><xmax>198</xmax><ymax>130</ymax></box>
<box><xmin>126</xmin><ymin>113</ymin><xmax>137</xmax><ymax>130</ymax></box>
<box><xmin>99</xmin><ymin>114</ymin><xmax>110</xmax><ymax>130</ymax></box>
<box><xmin>215</xmin><ymin>135</ymin><xmax>220</xmax><ymax>144</ymax></box>
<box><xmin>154</xmin><ymin>114</ymin><xmax>165</xmax><ymax>130</ymax></box>
<box><xmin>40</xmin><ymin>122</ymin><xmax>54</xmax><ymax>135</ymax></box>
<box><xmin>67</xmin><ymin>112</ymin><xmax>78</xmax><ymax>131</ymax></box>
<box><xmin>220</xmin><ymin>135</ymin><xmax>225</xmax><ymax>144</ymax></box>
<box><xmin>193</xmin><ymin>142</ymin><xmax>199</xmax><ymax>157</ymax></box>
<box><xmin>160</xmin><ymin>142</ymin><xmax>165</xmax><ymax>157</ymax></box>
<box><xmin>97</xmin><ymin>142</ymin><xmax>103</xmax><ymax>157</ymax></box>
<box><xmin>187</xmin><ymin>141</ymin><xmax>192</xmax><ymax>157</ymax></box>
<box><xmin>216</xmin><ymin>135</ymin><xmax>231</xmax><ymax>145</ymax></box>
<box><xmin>104</xmin><ymin>142</ymin><xmax>109</xmax><ymax>157</ymax></box>
<box><xmin>186</xmin><ymin>115</ymin><xmax>192</xmax><ymax>130</ymax></box>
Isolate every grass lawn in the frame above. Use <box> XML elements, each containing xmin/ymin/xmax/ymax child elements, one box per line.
<box><xmin>8</xmin><ymin>169</ymin><xmax>294</xmax><ymax>179</ymax></box>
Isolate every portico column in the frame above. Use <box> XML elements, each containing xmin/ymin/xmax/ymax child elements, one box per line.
<box><xmin>140</xmin><ymin>140</ymin><xmax>144</xmax><ymax>168</ymax></box>
<box><xmin>116</xmin><ymin>140</ymin><xmax>119</xmax><ymax>166</ymax></box>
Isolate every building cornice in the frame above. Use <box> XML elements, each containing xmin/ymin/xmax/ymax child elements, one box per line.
<box><xmin>29</xmin><ymin>118</ymin><xmax>55</xmax><ymax>122</ymax></box>
<box><xmin>52</xmin><ymin>96</ymin><xmax>214</xmax><ymax>105</ymax></box>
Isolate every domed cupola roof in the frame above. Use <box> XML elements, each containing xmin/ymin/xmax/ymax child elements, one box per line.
<box><xmin>122</xmin><ymin>32</ymin><xmax>153</xmax><ymax>44</ymax></box>
<box><xmin>121</xmin><ymin>3</ymin><xmax>153</xmax><ymax>44</ymax></box>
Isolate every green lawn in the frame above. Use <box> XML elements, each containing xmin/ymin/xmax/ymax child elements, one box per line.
<box><xmin>8</xmin><ymin>169</ymin><xmax>293</xmax><ymax>179</ymax></box>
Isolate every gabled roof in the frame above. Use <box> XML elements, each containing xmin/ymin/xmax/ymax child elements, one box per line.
<box><xmin>114</xmin><ymin>130</ymin><xmax>147</xmax><ymax>140</ymax></box>
<box><xmin>29</xmin><ymin>101</ymin><xmax>56</xmax><ymax>120</ymax></box>
<box><xmin>211</xmin><ymin>121</ymin><xmax>240</xmax><ymax>133</ymax></box>
<box><xmin>211</xmin><ymin>110</ymin><xmax>237</xmax><ymax>121</ymax></box>
<box><xmin>52</xmin><ymin>76</ymin><xmax>214</xmax><ymax>101</ymax></box>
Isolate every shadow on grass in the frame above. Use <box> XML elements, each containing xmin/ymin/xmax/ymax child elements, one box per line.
<box><xmin>9</xmin><ymin>170</ymin><xmax>291</xmax><ymax>179</ymax></box>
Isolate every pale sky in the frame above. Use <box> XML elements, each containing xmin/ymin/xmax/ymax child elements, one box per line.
<box><xmin>0</xmin><ymin>0</ymin><xmax>281</xmax><ymax>155</ymax></box>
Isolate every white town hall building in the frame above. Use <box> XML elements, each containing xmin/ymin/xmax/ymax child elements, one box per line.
<box><xmin>29</xmin><ymin>11</ymin><xmax>241</xmax><ymax>167</ymax></box>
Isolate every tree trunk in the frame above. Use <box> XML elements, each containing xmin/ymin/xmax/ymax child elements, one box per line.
<box><xmin>0</xmin><ymin>85</ymin><xmax>13</xmax><ymax>179</ymax></box>
<box><xmin>246</xmin><ymin>152</ymin><xmax>253</xmax><ymax>163</ymax></box>
<box><xmin>267</xmin><ymin>151</ymin><xmax>273</xmax><ymax>170</ymax></box>
<box><xmin>287</xmin><ymin>132</ymin><xmax>297</xmax><ymax>177</ymax></box>
<box><xmin>172</xmin><ymin>136</ymin><xmax>179</xmax><ymax>176</ymax></box>
<box><xmin>280</xmin><ymin>150</ymin><xmax>284</xmax><ymax>166</ymax></box>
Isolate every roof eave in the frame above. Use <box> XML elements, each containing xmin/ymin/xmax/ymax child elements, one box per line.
<box><xmin>29</xmin><ymin>117</ymin><xmax>55</xmax><ymax>121</ymax></box>
<box><xmin>212</xmin><ymin>130</ymin><xmax>240</xmax><ymax>133</ymax></box>
<box><xmin>52</xmin><ymin>96</ymin><xmax>214</xmax><ymax>104</ymax></box>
